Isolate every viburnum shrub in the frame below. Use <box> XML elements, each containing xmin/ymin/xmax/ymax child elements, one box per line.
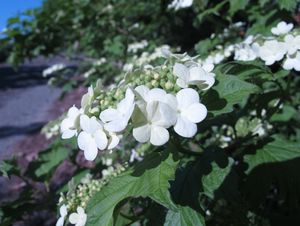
<box><xmin>55</xmin><ymin>21</ymin><xmax>300</xmax><ymax>226</ymax></box>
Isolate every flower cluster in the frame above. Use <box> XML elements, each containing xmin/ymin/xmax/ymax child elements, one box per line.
<box><xmin>127</xmin><ymin>40</ymin><xmax>148</xmax><ymax>53</ymax></box>
<box><xmin>83</xmin><ymin>58</ymin><xmax>107</xmax><ymax>78</ymax></box>
<box><xmin>199</xmin><ymin>21</ymin><xmax>300</xmax><ymax>71</ymax></box>
<box><xmin>123</xmin><ymin>45</ymin><xmax>176</xmax><ymax>72</ymax></box>
<box><xmin>43</xmin><ymin>63</ymin><xmax>66</xmax><ymax>77</ymax></box>
<box><xmin>60</xmin><ymin>53</ymin><xmax>214</xmax><ymax>161</ymax></box>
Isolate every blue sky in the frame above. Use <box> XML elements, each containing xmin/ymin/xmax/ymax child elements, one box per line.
<box><xmin>0</xmin><ymin>0</ymin><xmax>43</xmax><ymax>31</ymax></box>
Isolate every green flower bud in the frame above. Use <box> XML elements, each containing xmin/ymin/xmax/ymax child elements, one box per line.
<box><xmin>153</xmin><ymin>73</ymin><xmax>160</xmax><ymax>80</ymax></box>
<box><xmin>165</xmin><ymin>81</ymin><xmax>174</xmax><ymax>90</ymax></box>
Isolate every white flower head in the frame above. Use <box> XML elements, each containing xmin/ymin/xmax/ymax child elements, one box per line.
<box><xmin>173</xmin><ymin>63</ymin><xmax>215</xmax><ymax>90</ymax></box>
<box><xmin>132</xmin><ymin>86</ymin><xmax>177</xmax><ymax>146</ymax></box>
<box><xmin>100</xmin><ymin>88</ymin><xmax>135</xmax><ymax>133</ymax></box>
<box><xmin>166</xmin><ymin>88</ymin><xmax>207</xmax><ymax>137</ymax></box>
<box><xmin>283</xmin><ymin>51</ymin><xmax>300</xmax><ymax>71</ymax></box>
<box><xmin>61</xmin><ymin>106</ymin><xmax>83</xmax><ymax>139</ymax></box>
<box><xmin>77</xmin><ymin>115</ymin><xmax>108</xmax><ymax>161</ymax></box>
<box><xmin>258</xmin><ymin>40</ymin><xmax>286</xmax><ymax>65</ymax></box>
<box><xmin>69</xmin><ymin>207</ymin><xmax>87</xmax><ymax>226</ymax></box>
<box><xmin>284</xmin><ymin>34</ymin><xmax>300</xmax><ymax>56</ymax></box>
<box><xmin>271</xmin><ymin>21</ymin><xmax>293</xmax><ymax>36</ymax></box>
<box><xmin>56</xmin><ymin>205</ymin><xmax>68</xmax><ymax>226</ymax></box>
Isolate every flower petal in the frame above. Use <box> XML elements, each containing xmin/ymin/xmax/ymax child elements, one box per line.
<box><xmin>62</xmin><ymin>129</ymin><xmax>76</xmax><ymax>139</ymax></box>
<box><xmin>117</xmin><ymin>88</ymin><xmax>135</xmax><ymax>113</ymax></box>
<box><xmin>133</xmin><ymin>124</ymin><xmax>151</xmax><ymax>143</ymax></box>
<box><xmin>80</xmin><ymin>115</ymin><xmax>90</xmax><ymax>132</ymax></box>
<box><xmin>174</xmin><ymin>116</ymin><xmax>197</xmax><ymax>138</ymax></box>
<box><xmin>68</xmin><ymin>106</ymin><xmax>80</xmax><ymax>118</ymax></box>
<box><xmin>60</xmin><ymin>205</ymin><xmax>68</xmax><ymax>216</ymax></box>
<box><xmin>107</xmin><ymin>133</ymin><xmax>120</xmax><ymax>149</ymax></box>
<box><xmin>94</xmin><ymin>129</ymin><xmax>108</xmax><ymax>150</ymax></box>
<box><xmin>104</xmin><ymin>119</ymin><xmax>127</xmax><ymax>133</ymax></box>
<box><xmin>176</xmin><ymin>88</ymin><xmax>199</xmax><ymax>109</ymax></box>
<box><xmin>60</xmin><ymin>118</ymin><xmax>73</xmax><ymax>132</ymax></box>
<box><xmin>164</xmin><ymin>94</ymin><xmax>177</xmax><ymax>110</ymax></box>
<box><xmin>176</xmin><ymin>78</ymin><xmax>188</xmax><ymax>88</ymax></box>
<box><xmin>150</xmin><ymin>125</ymin><xmax>169</xmax><ymax>146</ymax></box>
<box><xmin>100</xmin><ymin>108</ymin><xmax>121</xmax><ymax>123</ymax></box>
<box><xmin>182</xmin><ymin>103</ymin><xmax>207</xmax><ymax>123</ymax></box>
<box><xmin>147</xmin><ymin>101</ymin><xmax>176</xmax><ymax>127</ymax></box>
<box><xmin>189</xmin><ymin>66</ymin><xmax>206</xmax><ymax>81</ymax></box>
<box><xmin>173</xmin><ymin>63</ymin><xmax>189</xmax><ymax>81</ymax></box>
<box><xmin>147</xmin><ymin>88</ymin><xmax>166</xmax><ymax>102</ymax></box>
<box><xmin>134</xmin><ymin>85</ymin><xmax>149</xmax><ymax>101</ymax></box>
<box><xmin>69</xmin><ymin>213</ymin><xmax>79</xmax><ymax>224</ymax></box>
<box><xmin>84</xmin><ymin>139</ymin><xmax>98</xmax><ymax>161</ymax></box>
<box><xmin>77</xmin><ymin>131</ymin><xmax>90</xmax><ymax>151</ymax></box>
<box><xmin>56</xmin><ymin>217</ymin><xmax>64</xmax><ymax>226</ymax></box>
<box><xmin>89</xmin><ymin>116</ymin><xmax>103</xmax><ymax>133</ymax></box>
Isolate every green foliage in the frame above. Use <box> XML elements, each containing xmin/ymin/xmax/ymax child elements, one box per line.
<box><xmin>203</xmin><ymin>73</ymin><xmax>260</xmax><ymax>116</ymax></box>
<box><xmin>244</xmin><ymin>135</ymin><xmax>300</xmax><ymax>173</ymax></box>
<box><xmin>164</xmin><ymin>206</ymin><xmax>205</xmax><ymax>226</ymax></box>
<box><xmin>86</xmin><ymin>149</ymin><xmax>178</xmax><ymax>226</ymax></box>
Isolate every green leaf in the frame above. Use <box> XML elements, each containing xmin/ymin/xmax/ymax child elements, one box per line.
<box><xmin>229</xmin><ymin>0</ymin><xmax>249</xmax><ymax>15</ymax></box>
<box><xmin>203</xmin><ymin>74</ymin><xmax>260</xmax><ymax>116</ymax></box>
<box><xmin>86</xmin><ymin>150</ymin><xmax>179</xmax><ymax>226</ymax></box>
<box><xmin>164</xmin><ymin>206</ymin><xmax>205</xmax><ymax>226</ymax></box>
<box><xmin>170</xmin><ymin>150</ymin><xmax>232</xmax><ymax>210</ymax></box>
<box><xmin>0</xmin><ymin>160</ymin><xmax>18</xmax><ymax>178</ymax></box>
<box><xmin>277</xmin><ymin>0</ymin><xmax>297</xmax><ymax>11</ymax></box>
<box><xmin>34</xmin><ymin>146</ymin><xmax>70</xmax><ymax>178</ymax></box>
<box><xmin>196</xmin><ymin>0</ymin><xmax>227</xmax><ymax>24</ymax></box>
<box><xmin>202</xmin><ymin>158</ymin><xmax>234</xmax><ymax>199</ymax></box>
<box><xmin>244</xmin><ymin>136</ymin><xmax>300</xmax><ymax>173</ymax></box>
<box><xmin>270</xmin><ymin>105</ymin><xmax>297</xmax><ymax>122</ymax></box>
<box><xmin>7</xmin><ymin>17</ymin><xmax>20</xmax><ymax>25</ymax></box>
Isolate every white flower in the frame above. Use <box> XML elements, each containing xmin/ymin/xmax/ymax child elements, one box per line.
<box><xmin>69</xmin><ymin>207</ymin><xmax>87</xmax><ymax>226</ymax></box>
<box><xmin>129</xmin><ymin>149</ymin><xmax>143</xmax><ymax>163</ymax></box>
<box><xmin>271</xmin><ymin>21</ymin><xmax>293</xmax><ymax>35</ymax></box>
<box><xmin>81</xmin><ymin>86</ymin><xmax>94</xmax><ymax>111</ymax></box>
<box><xmin>258</xmin><ymin>40</ymin><xmax>286</xmax><ymax>65</ymax></box>
<box><xmin>283</xmin><ymin>51</ymin><xmax>300</xmax><ymax>71</ymax></box>
<box><xmin>243</xmin><ymin>35</ymin><xmax>254</xmax><ymax>45</ymax></box>
<box><xmin>123</xmin><ymin>63</ymin><xmax>134</xmax><ymax>72</ymax></box>
<box><xmin>132</xmin><ymin>86</ymin><xmax>177</xmax><ymax>146</ymax></box>
<box><xmin>166</xmin><ymin>88</ymin><xmax>207</xmax><ymax>137</ymax></box>
<box><xmin>127</xmin><ymin>40</ymin><xmax>148</xmax><ymax>53</ymax></box>
<box><xmin>77</xmin><ymin>115</ymin><xmax>108</xmax><ymax>161</ymax></box>
<box><xmin>173</xmin><ymin>63</ymin><xmax>215</xmax><ymax>90</ymax></box>
<box><xmin>93</xmin><ymin>57</ymin><xmax>106</xmax><ymax>66</ymax></box>
<box><xmin>224</xmin><ymin>45</ymin><xmax>235</xmax><ymax>57</ymax></box>
<box><xmin>43</xmin><ymin>63</ymin><xmax>65</xmax><ymax>77</ymax></box>
<box><xmin>56</xmin><ymin>205</ymin><xmax>67</xmax><ymax>226</ymax></box>
<box><xmin>234</xmin><ymin>44</ymin><xmax>258</xmax><ymax>61</ymax></box>
<box><xmin>213</xmin><ymin>53</ymin><xmax>225</xmax><ymax>64</ymax></box>
<box><xmin>100</xmin><ymin>88</ymin><xmax>135</xmax><ymax>133</ymax></box>
<box><xmin>61</xmin><ymin>106</ymin><xmax>83</xmax><ymax>139</ymax></box>
<box><xmin>168</xmin><ymin>0</ymin><xmax>193</xmax><ymax>10</ymax></box>
<box><xmin>102</xmin><ymin>166</ymin><xmax>114</xmax><ymax>177</ymax></box>
<box><xmin>107</xmin><ymin>132</ymin><xmax>121</xmax><ymax>150</ymax></box>
<box><xmin>284</xmin><ymin>34</ymin><xmax>300</xmax><ymax>55</ymax></box>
